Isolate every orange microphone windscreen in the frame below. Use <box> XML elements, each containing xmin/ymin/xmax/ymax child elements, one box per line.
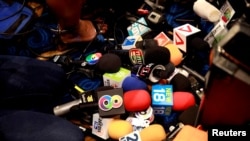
<box><xmin>165</xmin><ymin>44</ymin><xmax>183</xmax><ymax>66</ymax></box>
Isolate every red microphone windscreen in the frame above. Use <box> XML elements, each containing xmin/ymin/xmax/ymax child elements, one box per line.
<box><xmin>173</xmin><ymin>91</ymin><xmax>196</xmax><ymax>111</ymax></box>
<box><xmin>123</xmin><ymin>90</ymin><xmax>151</xmax><ymax>112</ymax></box>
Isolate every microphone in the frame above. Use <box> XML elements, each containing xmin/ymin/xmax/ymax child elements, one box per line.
<box><xmin>165</xmin><ymin>66</ymin><xmax>192</xmax><ymax>92</ymax></box>
<box><xmin>91</xmin><ymin>113</ymin><xmax>114</xmax><ymax>140</ymax></box>
<box><xmin>108</xmin><ymin>48</ymin><xmax>145</xmax><ymax>68</ymax></box>
<box><xmin>164</xmin><ymin>43</ymin><xmax>183</xmax><ymax>66</ymax></box>
<box><xmin>135</xmin><ymin>38</ymin><xmax>158</xmax><ymax>50</ymax></box>
<box><xmin>53</xmin><ymin>90</ymin><xmax>96</xmax><ymax>116</ymax></box>
<box><xmin>53</xmin><ymin>86</ymin><xmax>113</xmax><ymax>116</ymax></box>
<box><xmin>121</xmin><ymin>76</ymin><xmax>148</xmax><ymax>92</ymax></box>
<box><xmin>135</xmin><ymin>62</ymin><xmax>175</xmax><ymax>83</ymax></box>
<box><xmin>136</xmin><ymin>63</ymin><xmax>166</xmax><ymax>83</ymax></box>
<box><xmin>173</xmin><ymin>23</ymin><xmax>201</xmax><ymax>53</ymax></box>
<box><xmin>108</xmin><ymin>119</ymin><xmax>134</xmax><ymax>140</ymax></box>
<box><xmin>76</xmin><ymin>53</ymin><xmax>122</xmax><ymax>78</ymax></box>
<box><xmin>109</xmin><ymin>45</ymin><xmax>171</xmax><ymax>69</ymax></box>
<box><xmin>95</xmin><ymin>53</ymin><xmax>122</xmax><ymax>73</ymax></box>
<box><xmin>139</xmin><ymin>124</ymin><xmax>166</xmax><ymax>141</ymax></box>
<box><xmin>172</xmin><ymin>125</ymin><xmax>207</xmax><ymax>141</ymax></box>
<box><xmin>152</xmin><ymin>62</ymin><xmax>176</xmax><ymax>79</ymax></box>
<box><xmin>123</xmin><ymin>89</ymin><xmax>151</xmax><ymax>112</ymax></box>
<box><xmin>193</xmin><ymin>0</ymin><xmax>221</xmax><ymax>23</ymax></box>
<box><xmin>144</xmin><ymin>46</ymin><xmax>171</xmax><ymax>66</ymax></box>
<box><xmin>184</xmin><ymin>37</ymin><xmax>211</xmax><ymax>76</ymax></box>
<box><xmin>172</xmin><ymin>91</ymin><xmax>196</xmax><ymax>112</ymax></box>
<box><xmin>119</xmin><ymin>124</ymin><xmax>166</xmax><ymax>141</ymax></box>
<box><xmin>169</xmin><ymin>73</ymin><xmax>192</xmax><ymax>92</ymax></box>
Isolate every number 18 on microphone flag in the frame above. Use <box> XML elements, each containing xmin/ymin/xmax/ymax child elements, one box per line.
<box><xmin>151</xmin><ymin>84</ymin><xmax>173</xmax><ymax>116</ymax></box>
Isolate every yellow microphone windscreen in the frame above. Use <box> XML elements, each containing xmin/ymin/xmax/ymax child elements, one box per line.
<box><xmin>139</xmin><ymin>124</ymin><xmax>167</xmax><ymax>141</ymax></box>
<box><xmin>108</xmin><ymin>119</ymin><xmax>133</xmax><ymax>140</ymax></box>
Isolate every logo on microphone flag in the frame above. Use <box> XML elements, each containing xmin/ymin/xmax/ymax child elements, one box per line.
<box><xmin>122</xmin><ymin>35</ymin><xmax>142</xmax><ymax>50</ymax></box>
<box><xmin>154</xmin><ymin>31</ymin><xmax>171</xmax><ymax>46</ymax></box>
<box><xmin>92</xmin><ymin>113</ymin><xmax>114</xmax><ymax>140</ymax></box>
<box><xmin>119</xmin><ymin>130</ymin><xmax>142</xmax><ymax>141</ymax></box>
<box><xmin>151</xmin><ymin>84</ymin><xmax>173</xmax><ymax>116</ymax></box>
<box><xmin>129</xmin><ymin>48</ymin><xmax>144</xmax><ymax>65</ymax></box>
<box><xmin>173</xmin><ymin>24</ymin><xmax>200</xmax><ymax>53</ymax></box>
<box><xmin>97</xmin><ymin>88</ymin><xmax>125</xmax><ymax>117</ymax></box>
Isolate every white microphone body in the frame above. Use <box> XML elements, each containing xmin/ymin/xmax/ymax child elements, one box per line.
<box><xmin>193</xmin><ymin>0</ymin><xmax>221</xmax><ymax>22</ymax></box>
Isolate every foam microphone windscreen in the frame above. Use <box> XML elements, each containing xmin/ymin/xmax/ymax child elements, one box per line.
<box><xmin>164</xmin><ymin>44</ymin><xmax>183</xmax><ymax>66</ymax></box>
<box><xmin>144</xmin><ymin>46</ymin><xmax>171</xmax><ymax>66</ymax></box>
<box><xmin>123</xmin><ymin>90</ymin><xmax>151</xmax><ymax>112</ymax></box>
<box><xmin>139</xmin><ymin>124</ymin><xmax>166</xmax><ymax>141</ymax></box>
<box><xmin>108</xmin><ymin>119</ymin><xmax>133</xmax><ymax>140</ymax></box>
<box><xmin>169</xmin><ymin>73</ymin><xmax>192</xmax><ymax>92</ymax></box>
<box><xmin>135</xmin><ymin>39</ymin><xmax>158</xmax><ymax>50</ymax></box>
<box><xmin>190</xmin><ymin>37</ymin><xmax>210</xmax><ymax>52</ymax></box>
<box><xmin>95</xmin><ymin>53</ymin><xmax>121</xmax><ymax>73</ymax></box>
<box><xmin>172</xmin><ymin>91</ymin><xmax>196</xmax><ymax>112</ymax></box>
<box><xmin>108</xmin><ymin>49</ymin><xmax>132</xmax><ymax>67</ymax></box>
<box><xmin>122</xmin><ymin>76</ymin><xmax>148</xmax><ymax>92</ymax></box>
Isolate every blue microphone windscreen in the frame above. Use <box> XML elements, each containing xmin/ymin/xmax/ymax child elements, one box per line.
<box><xmin>122</xmin><ymin>76</ymin><xmax>148</xmax><ymax>92</ymax></box>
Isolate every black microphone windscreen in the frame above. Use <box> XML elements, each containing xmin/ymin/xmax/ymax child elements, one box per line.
<box><xmin>190</xmin><ymin>37</ymin><xmax>210</xmax><ymax>52</ymax></box>
<box><xmin>95</xmin><ymin>53</ymin><xmax>121</xmax><ymax>73</ymax></box>
<box><xmin>165</xmin><ymin>62</ymin><xmax>176</xmax><ymax>76</ymax></box>
<box><xmin>136</xmin><ymin>39</ymin><xmax>158</xmax><ymax>49</ymax></box>
<box><xmin>170</xmin><ymin>73</ymin><xmax>192</xmax><ymax>92</ymax></box>
<box><xmin>108</xmin><ymin>50</ymin><xmax>132</xmax><ymax>67</ymax></box>
<box><xmin>144</xmin><ymin>46</ymin><xmax>171</xmax><ymax>66</ymax></box>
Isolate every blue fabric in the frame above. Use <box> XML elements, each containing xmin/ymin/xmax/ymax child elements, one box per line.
<box><xmin>0</xmin><ymin>55</ymin><xmax>84</xmax><ymax>141</ymax></box>
<box><xmin>0</xmin><ymin>55</ymin><xmax>69</xmax><ymax>112</ymax></box>
<box><xmin>165</xmin><ymin>2</ymin><xmax>215</xmax><ymax>35</ymax></box>
<box><xmin>0</xmin><ymin>110</ymin><xmax>84</xmax><ymax>141</ymax></box>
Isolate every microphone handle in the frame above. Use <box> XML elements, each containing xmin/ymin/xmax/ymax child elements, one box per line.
<box><xmin>70</xmin><ymin>102</ymin><xmax>99</xmax><ymax>112</ymax></box>
<box><xmin>53</xmin><ymin>99</ymin><xmax>82</xmax><ymax>116</ymax></box>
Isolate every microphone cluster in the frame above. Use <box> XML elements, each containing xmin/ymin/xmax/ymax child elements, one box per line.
<box><xmin>53</xmin><ymin>14</ymin><xmax>217</xmax><ymax>140</ymax></box>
